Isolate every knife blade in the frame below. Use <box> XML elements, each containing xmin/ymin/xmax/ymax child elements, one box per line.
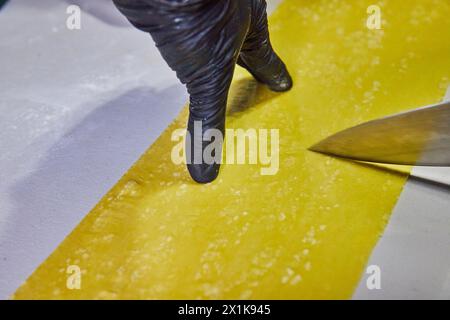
<box><xmin>309</xmin><ymin>99</ymin><xmax>450</xmax><ymax>167</ymax></box>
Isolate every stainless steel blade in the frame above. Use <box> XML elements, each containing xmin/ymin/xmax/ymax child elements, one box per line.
<box><xmin>309</xmin><ymin>100</ymin><xmax>450</xmax><ymax>166</ymax></box>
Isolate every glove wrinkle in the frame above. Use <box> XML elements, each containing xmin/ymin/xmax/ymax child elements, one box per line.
<box><xmin>113</xmin><ymin>0</ymin><xmax>292</xmax><ymax>183</ymax></box>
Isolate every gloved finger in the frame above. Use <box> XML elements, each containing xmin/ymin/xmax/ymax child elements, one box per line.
<box><xmin>112</xmin><ymin>0</ymin><xmax>252</xmax><ymax>183</ymax></box>
<box><xmin>238</xmin><ymin>0</ymin><xmax>293</xmax><ymax>92</ymax></box>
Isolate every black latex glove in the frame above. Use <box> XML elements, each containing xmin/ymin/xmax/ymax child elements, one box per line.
<box><xmin>113</xmin><ymin>0</ymin><xmax>292</xmax><ymax>183</ymax></box>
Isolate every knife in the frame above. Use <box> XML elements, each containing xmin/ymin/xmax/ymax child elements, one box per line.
<box><xmin>310</xmin><ymin>87</ymin><xmax>450</xmax><ymax>186</ymax></box>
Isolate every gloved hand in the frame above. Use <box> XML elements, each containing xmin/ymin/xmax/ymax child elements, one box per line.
<box><xmin>113</xmin><ymin>0</ymin><xmax>292</xmax><ymax>183</ymax></box>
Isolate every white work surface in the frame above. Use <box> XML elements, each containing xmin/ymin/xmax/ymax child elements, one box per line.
<box><xmin>0</xmin><ymin>0</ymin><xmax>449</xmax><ymax>300</ymax></box>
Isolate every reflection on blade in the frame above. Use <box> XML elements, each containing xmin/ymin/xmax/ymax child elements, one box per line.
<box><xmin>310</xmin><ymin>101</ymin><xmax>450</xmax><ymax>166</ymax></box>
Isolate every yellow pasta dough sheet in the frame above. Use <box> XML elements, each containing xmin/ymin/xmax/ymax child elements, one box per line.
<box><xmin>13</xmin><ymin>0</ymin><xmax>450</xmax><ymax>299</ymax></box>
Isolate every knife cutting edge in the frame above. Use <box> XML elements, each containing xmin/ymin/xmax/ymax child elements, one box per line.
<box><xmin>309</xmin><ymin>87</ymin><xmax>450</xmax><ymax>185</ymax></box>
